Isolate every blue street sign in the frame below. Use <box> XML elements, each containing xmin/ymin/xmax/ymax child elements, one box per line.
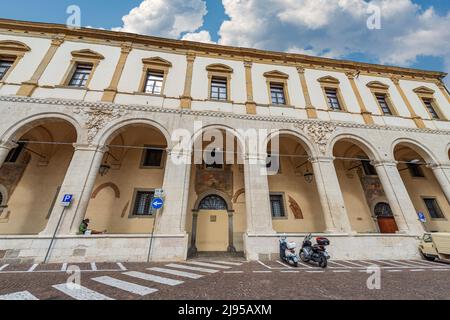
<box><xmin>61</xmin><ymin>194</ymin><xmax>73</xmax><ymax>207</ymax></box>
<box><xmin>151</xmin><ymin>197</ymin><xmax>164</xmax><ymax>210</ymax></box>
<box><xmin>418</xmin><ymin>212</ymin><xmax>426</xmax><ymax>223</ymax></box>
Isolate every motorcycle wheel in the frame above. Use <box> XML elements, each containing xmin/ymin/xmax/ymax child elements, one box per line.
<box><xmin>300</xmin><ymin>250</ymin><xmax>310</xmax><ymax>262</ymax></box>
<box><xmin>318</xmin><ymin>256</ymin><xmax>327</xmax><ymax>268</ymax></box>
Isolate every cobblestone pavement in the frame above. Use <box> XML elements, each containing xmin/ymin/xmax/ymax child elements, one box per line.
<box><xmin>0</xmin><ymin>259</ymin><xmax>449</xmax><ymax>300</ymax></box>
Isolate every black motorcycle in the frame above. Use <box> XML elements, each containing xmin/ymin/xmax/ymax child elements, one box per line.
<box><xmin>299</xmin><ymin>233</ymin><xmax>330</xmax><ymax>268</ymax></box>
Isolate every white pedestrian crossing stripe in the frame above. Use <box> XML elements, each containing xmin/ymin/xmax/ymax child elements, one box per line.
<box><xmin>0</xmin><ymin>291</ymin><xmax>38</xmax><ymax>300</ymax></box>
<box><xmin>0</xmin><ymin>264</ymin><xmax>9</xmax><ymax>271</ymax></box>
<box><xmin>212</xmin><ymin>261</ymin><xmax>243</xmax><ymax>266</ymax></box>
<box><xmin>124</xmin><ymin>271</ymin><xmax>184</xmax><ymax>286</ymax></box>
<box><xmin>166</xmin><ymin>263</ymin><xmax>219</xmax><ymax>273</ymax></box>
<box><xmin>185</xmin><ymin>261</ymin><xmax>232</xmax><ymax>269</ymax></box>
<box><xmin>92</xmin><ymin>276</ymin><xmax>157</xmax><ymax>296</ymax></box>
<box><xmin>148</xmin><ymin>267</ymin><xmax>204</xmax><ymax>279</ymax></box>
<box><xmin>27</xmin><ymin>264</ymin><xmax>39</xmax><ymax>272</ymax></box>
<box><xmin>53</xmin><ymin>283</ymin><xmax>113</xmax><ymax>300</ymax></box>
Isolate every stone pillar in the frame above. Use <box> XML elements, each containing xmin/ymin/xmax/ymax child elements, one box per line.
<box><xmin>429</xmin><ymin>163</ymin><xmax>450</xmax><ymax>204</ymax></box>
<box><xmin>180</xmin><ymin>52</ymin><xmax>196</xmax><ymax>109</ymax></box>
<box><xmin>244</xmin><ymin>60</ymin><xmax>257</xmax><ymax>114</ymax></box>
<box><xmin>17</xmin><ymin>35</ymin><xmax>65</xmax><ymax>97</ymax></box>
<box><xmin>0</xmin><ymin>141</ymin><xmax>17</xmax><ymax>168</ymax></box>
<box><xmin>346</xmin><ymin>71</ymin><xmax>374</xmax><ymax>125</ymax></box>
<box><xmin>101</xmin><ymin>42</ymin><xmax>132</xmax><ymax>102</ymax></box>
<box><xmin>372</xmin><ymin>160</ymin><xmax>424</xmax><ymax>235</ymax></box>
<box><xmin>391</xmin><ymin>76</ymin><xmax>425</xmax><ymax>129</ymax></box>
<box><xmin>151</xmin><ymin>149</ymin><xmax>191</xmax><ymax>261</ymax></box>
<box><xmin>297</xmin><ymin>65</ymin><xmax>317</xmax><ymax>119</ymax></box>
<box><xmin>243</xmin><ymin>153</ymin><xmax>275</xmax><ymax>234</ymax></box>
<box><xmin>155</xmin><ymin>149</ymin><xmax>192</xmax><ymax>235</ymax></box>
<box><xmin>310</xmin><ymin>156</ymin><xmax>351</xmax><ymax>233</ymax></box>
<box><xmin>40</xmin><ymin>144</ymin><xmax>108</xmax><ymax>235</ymax></box>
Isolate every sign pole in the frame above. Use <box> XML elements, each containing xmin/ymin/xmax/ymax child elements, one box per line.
<box><xmin>147</xmin><ymin>208</ymin><xmax>158</xmax><ymax>263</ymax></box>
<box><xmin>147</xmin><ymin>192</ymin><xmax>165</xmax><ymax>263</ymax></box>
<box><xmin>44</xmin><ymin>206</ymin><xmax>66</xmax><ymax>264</ymax></box>
<box><xmin>44</xmin><ymin>194</ymin><xmax>73</xmax><ymax>264</ymax></box>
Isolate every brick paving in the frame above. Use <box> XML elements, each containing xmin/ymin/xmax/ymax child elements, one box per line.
<box><xmin>0</xmin><ymin>259</ymin><xmax>449</xmax><ymax>300</ymax></box>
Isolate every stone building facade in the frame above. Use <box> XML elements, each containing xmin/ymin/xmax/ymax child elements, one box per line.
<box><xmin>0</xmin><ymin>19</ymin><xmax>449</xmax><ymax>263</ymax></box>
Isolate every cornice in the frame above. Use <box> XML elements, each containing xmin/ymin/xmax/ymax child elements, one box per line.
<box><xmin>1</xmin><ymin>95</ymin><xmax>449</xmax><ymax>136</ymax></box>
<box><xmin>0</xmin><ymin>18</ymin><xmax>446</xmax><ymax>81</ymax></box>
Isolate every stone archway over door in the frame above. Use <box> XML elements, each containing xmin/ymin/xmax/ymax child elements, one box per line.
<box><xmin>189</xmin><ymin>194</ymin><xmax>235</xmax><ymax>255</ymax></box>
<box><xmin>374</xmin><ymin>202</ymin><xmax>398</xmax><ymax>233</ymax></box>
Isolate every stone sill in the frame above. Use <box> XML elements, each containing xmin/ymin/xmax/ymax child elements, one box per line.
<box><xmin>247</xmin><ymin>232</ymin><xmax>418</xmax><ymax>238</ymax></box>
<box><xmin>0</xmin><ymin>233</ymin><xmax>187</xmax><ymax>240</ymax></box>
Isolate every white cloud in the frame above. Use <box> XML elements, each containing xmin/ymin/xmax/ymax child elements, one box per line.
<box><xmin>113</xmin><ymin>0</ymin><xmax>207</xmax><ymax>39</ymax></box>
<box><xmin>181</xmin><ymin>30</ymin><xmax>215</xmax><ymax>43</ymax></box>
<box><xmin>218</xmin><ymin>0</ymin><xmax>450</xmax><ymax>84</ymax></box>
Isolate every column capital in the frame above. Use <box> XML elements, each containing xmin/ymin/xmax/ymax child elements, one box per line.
<box><xmin>296</xmin><ymin>65</ymin><xmax>306</xmax><ymax>74</ymax></box>
<box><xmin>73</xmin><ymin>143</ymin><xmax>109</xmax><ymax>153</ymax></box>
<box><xmin>427</xmin><ymin>162</ymin><xmax>450</xmax><ymax>170</ymax></box>
<box><xmin>0</xmin><ymin>140</ymin><xmax>18</xmax><ymax>150</ymax></box>
<box><xmin>243</xmin><ymin>60</ymin><xmax>253</xmax><ymax>68</ymax></box>
<box><xmin>51</xmin><ymin>34</ymin><xmax>66</xmax><ymax>47</ymax></box>
<box><xmin>186</xmin><ymin>52</ymin><xmax>196</xmax><ymax>62</ymax></box>
<box><xmin>120</xmin><ymin>42</ymin><xmax>133</xmax><ymax>54</ymax></box>
<box><xmin>345</xmin><ymin>71</ymin><xmax>357</xmax><ymax>79</ymax></box>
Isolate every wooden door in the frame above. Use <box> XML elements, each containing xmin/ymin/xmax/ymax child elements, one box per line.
<box><xmin>377</xmin><ymin>217</ymin><xmax>399</xmax><ymax>234</ymax></box>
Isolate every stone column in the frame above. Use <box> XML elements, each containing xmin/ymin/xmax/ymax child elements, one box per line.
<box><xmin>180</xmin><ymin>52</ymin><xmax>196</xmax><ymax>109</ymax></box>
<box><xmin>17</xmin><ymin>35</ymin><xmax>65</xmax><ymax>97</ymax></box>
<box><xmin>243</xmin><ymin>153</ymin><xmax>275</xmax><ymax>234</ymax></box>
<box><xmin>310</xmin><ymin>156</ymin><xmax>351</xmax><ymax>233</ymax></box>
<box><xmin>154</xmin><ymin>149</ymin><xmax>192</xmax><ymax>235</ymax></box>
<box><xmin>297</xmin><ymin>65</ymin><xmax>317</xmax><ymax>119</ymax></box>
<box><xmin>429</xmin><ymin>163</ymin><xmax>450</xmax><ymax>204</ymax></box>
<box><xmin>244</xmin><ymin>60</ymin><xmax>257</xmax><ymax>114</ymax></box>
<box><xmin>40</xmin><ymin>144</ymin><xmax>108</xmax><ymax>235</ymax></box>
<box><xmin>391</xmin><ymin>76</ymin><xmax>425</xmax><ymax>129</ymax></box>
<box><xmin>372</xmin><ymin>160</ymin><xmax>424</xmax><ymax>235</ymax></box>
<box><xmin>101</xmin><ymin>42</ymin><xmax>132</xmax><ymax>102</ymax></box>
<box><xmin>0</xmin><ymin>141</ymin><xmax>17</xmax><ymax>168</ymax></box>
<box><xmin>346</xmin><ymin>71</ymin><xmax>374</xmax><ymax>125</ymax></box>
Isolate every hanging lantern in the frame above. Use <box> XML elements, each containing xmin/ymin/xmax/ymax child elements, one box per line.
<box><xmin>303</xmin><ymin>169</ymin><xmax>314</xmax><ymax>183</ymax></box>
<box><xmin>99</xmin><ymin>163</ymin><xmax>111</xmax><ymax>176</ymax></box>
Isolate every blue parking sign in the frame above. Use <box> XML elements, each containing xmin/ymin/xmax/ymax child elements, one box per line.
<box><xmin>61</xmin><ymin>194</ymin><xmax>73</xmax><ymax>207</ymax></box>
<box><xmin>151</xmin><ymin>197</ymin><xmax>164</xmax><ymax>210</ymax></box>
<box><xmin>418</xmin><ymin>212</ymin><xmax>426</xmax><ymax>223</ymax></box>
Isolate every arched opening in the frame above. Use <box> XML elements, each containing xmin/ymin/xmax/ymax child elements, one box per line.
<box><xmin>186</xmin><ymin>127</ymin><xmax>246</xmax><ymax>255</ymax></box>
<box><xmin>84</xmin><ymin>124</ymin><xmax>167</xmax><ymax>234</ymax></box>
<box><xmin>333</xmin><ymin>139</ymin><xmax>392</xmax><ymax>233</ymax></box>
<box><xmin>394</xmin><ymin>143</ymin><xmax>450</xmax><ymax>232</ymax></box>
<box><xmin>267</xmin><ymin>134</ymin><xmax>325</xmax><ymax>232</ymax></box>
<box><xmin>0</xmin><ymin>119</ymin><xmax>77</xmax><ymax>234</ymax></box>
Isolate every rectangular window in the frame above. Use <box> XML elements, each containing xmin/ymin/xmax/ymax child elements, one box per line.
<box><xmin>361</xmin><ymin>159</ymin><xmax>377</xmax><ymax>176</ymax></box>
<box><xmin>270</xmin><ymin>194</ymin><xmax>286</xmax><ymax>218</ymax></box>
<box><xmin>141</xmin><ymin>148</ymin><xmax>164</xmax><ymax>167</ymax></box>
<box><xmin>210</xmin><ymin>77</ymin><xmax>228</xmax><ymax>101</ymax></box>
<box><xmin>423</xmin><ymin>198</ymin><xmax>444</xmax><ymax>219</ymax></box>
<box><xmin>325</xmin><ymin>88</ymin><xmax>342</xmax><ymax>110</ymax></box>
<box><xmin>5</xmin><ymin>142</ymin><xmax>26</xmax><ymax>163</ymax></box>
<box><xmin>270</xmin><ymin>83</ymin><xmax>286</xmax><ymax>105</ymax></box>
<box><xmin>422</xmin><ymin>98</ymin><xmax>440</xmax><ymax>120</ymax></box>
<box><xmin>144</xmin><ymin>70</ymin><xmax>164</xmax><ymax>94</ymax></box>
<box><xmin>0</xmin><ymin>59</ymin><xmax>13</xmax><ymax>80</ymax></box>
<box><xmin>132</xmin><ymin>190</ymin><xmax>155</xmax><ymax>216</ymax></box>
<box><xmin>375</xmin><ymin>94</ymin><xmax>393</xmax><ymax>115</ymax></box>
<box><xmin>407</xmin><ymin>163</ymin><xmax>424</xmax><ymax>178</ymax></box>
<box><xmin>68</xmin><ymin>64</ymin><xmax>93</xmax><ymax>87</ymax></box>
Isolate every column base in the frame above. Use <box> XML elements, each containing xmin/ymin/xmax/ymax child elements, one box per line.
<box><xmin>180</xmin><ymin>96</ymin><xmax>192</xmax><ymax>109</ymax></box>
<box><xmin>245</xmin><ymin>101</ymin><xmax>257</xmax><ymax>114</ymax></box>
<box><xmin>101</xmin><ymin>88</ymin><xmax>117</xmax><ymax>102</ymax></box>
<box><xmin>17</xmin><ymin>81</ymin><xmax>38</xmax><ymax>97</ymax></box>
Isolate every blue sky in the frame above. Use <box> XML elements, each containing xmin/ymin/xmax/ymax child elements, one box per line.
<box><xmin>1</xmin><ymin>0</ymin><xmax>448</xmax><ymax>77</ymax></box>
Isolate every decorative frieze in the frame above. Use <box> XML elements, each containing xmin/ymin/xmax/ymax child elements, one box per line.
<box><xmin>294</xmin><ymin>122</ymin><xmax>336</xmax><ymax>154</ymax></box>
